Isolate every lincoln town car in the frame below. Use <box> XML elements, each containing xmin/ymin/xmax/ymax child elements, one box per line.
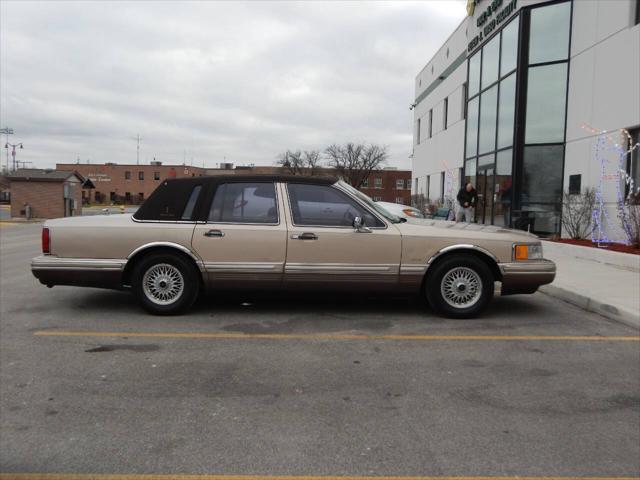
<box><xmin>31</xmin><ymin>175</ymin><xmax>556</xmax><ymax>317</ymax></box>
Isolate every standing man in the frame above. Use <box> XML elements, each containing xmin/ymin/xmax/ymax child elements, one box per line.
<box><xmin>456</xmin><ymin>182</ymin><xmax>477</xmax><ymax>223</ymax></box>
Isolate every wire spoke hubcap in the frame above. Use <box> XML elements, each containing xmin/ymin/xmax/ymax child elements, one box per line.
<box><xmin>440</xmin><ymin>266</ymin><xmax>482</xmax><ymax>309</ymax></box>
<box><xmin>142</xmin><ymin>263</ymin><xmax>185</xmax><ymax>306</ymax></box>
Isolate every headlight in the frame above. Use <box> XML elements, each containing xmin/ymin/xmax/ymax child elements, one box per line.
<box><xmin>513</xmin><ymin>243</ymin><xmax>543</xmax><ymax>261</ymax></box>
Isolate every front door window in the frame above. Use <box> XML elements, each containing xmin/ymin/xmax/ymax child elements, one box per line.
<box><xmin>287</xmin><ymin>183</ymin><xmax>383</xmax><ymax>228</ymax></box>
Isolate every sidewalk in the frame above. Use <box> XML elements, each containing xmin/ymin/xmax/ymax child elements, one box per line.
<box><xmin>540</xmin><ymin>241</ymin><xmax>640</xmax><ymax>330</ymax></box>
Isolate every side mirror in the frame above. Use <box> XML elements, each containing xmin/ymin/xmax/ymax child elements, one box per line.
<box><xmin>353</xmin><ymin>216</ymin><xmax>371</xmax><ymax>233</ymax></box>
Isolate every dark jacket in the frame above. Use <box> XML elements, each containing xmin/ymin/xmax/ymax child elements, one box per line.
<box><xmin>457</xmin><ymin>187</ymin><xmax>477</xmax><ymax>208</ymax></box>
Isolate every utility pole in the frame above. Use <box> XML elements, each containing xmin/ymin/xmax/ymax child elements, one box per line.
<box><xmin>0</xmin><ymin>127</ymin><xmax>14</xmax><ymax>173</ymax></box>
<box><xmin>5</xmin><ymin>142</ymin><xmax>23</xmax><ymax>172</ymax></box>
<box><xmin>136</xmin><ymin>134</ymin><xmax>141</xmax><ymax>165</ymax></box>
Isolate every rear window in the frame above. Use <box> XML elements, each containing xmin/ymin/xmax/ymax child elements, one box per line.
<box><xmin>133</xmin><ymin>180</ymin><xmax>203</xmax><ymax>221</ymax></box>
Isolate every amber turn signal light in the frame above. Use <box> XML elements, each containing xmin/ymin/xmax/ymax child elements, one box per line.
<box><xmin>514</xmin><ymin>244</ymin><xmax>528</xmax><ymax>260</ymax></box>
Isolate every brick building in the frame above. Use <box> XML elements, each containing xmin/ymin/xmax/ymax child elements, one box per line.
<box><xmin>56</xmin><ymin>162</ymin><xmax>412</xmax><ymax>206</ymax></box>
<box><xmin>57</xmin><ymin>163</ymin><xmax>210</xmax><ymax>205</ymax></box>
<box><xmin>9</xmin><ymin>169</ymin><xmax>84</xmax><ymax>219</ymax></box>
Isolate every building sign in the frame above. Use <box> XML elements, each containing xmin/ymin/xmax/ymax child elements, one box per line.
<box><xmin>467</xmin><ymin>0</ymin><xmax>518</xmax><ymax>53</ymax></box>
<box><xmin>87</xmin><ymin>173</ymin><xmax>111</xmax><ymax>182</ymax></box>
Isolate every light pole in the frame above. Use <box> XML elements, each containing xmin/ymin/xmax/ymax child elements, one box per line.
<box><xmin>0</xmin><ymin>127</ymin><xmax>14</xmax><ymax>173</ymax></box>
<box><xmin>4</xmin><ymin>142</ymin><xmax>24</xmax><ymax>172</ymax></box>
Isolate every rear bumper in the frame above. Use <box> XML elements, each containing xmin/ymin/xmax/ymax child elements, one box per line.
<box><xmin>31</xmin><ymin>255</ymin><xmax>125</xmax><ymax>289</ymax></box>
<box><xmin>498</xmin><ymin>259</ymin><xmax>556</xmax><ymax>295</ymax></box>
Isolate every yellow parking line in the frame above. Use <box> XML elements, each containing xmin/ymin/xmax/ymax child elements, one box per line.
<box><xmin>1</xmin><ymin>475</ymin><xmax>639</xmax><ymax>480</ymax></box>
<box><xmin>33</xmin><ymin>331</ymin><xmax>640</xmax><ymax>342</ymax></box>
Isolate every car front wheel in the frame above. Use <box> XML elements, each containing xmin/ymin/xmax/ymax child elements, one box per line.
<box><xmin>132</xmin><ymin>253</ymin><xmax>200</xmax><ymax>315</ymax></box>
<box><xmin>425</xmin><ymin>254</ymin><xmax>494</xmax><ymax>318</ymax></box>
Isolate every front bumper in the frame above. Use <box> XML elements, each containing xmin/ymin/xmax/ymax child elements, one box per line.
<box><xmin>31</xmin><ymin>255</ymin><xmax>125</xmax><ymax>289</ymax></box>
<box><xmin>498</xmin><ymin>259</ymin><xmax>556</xmax><ymax>295</ymax></box>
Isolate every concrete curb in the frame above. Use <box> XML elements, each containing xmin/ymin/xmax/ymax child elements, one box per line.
<box><xmin>539</xmin><ymin>284</ymin><xmax>640</xmax><ymax>331</ymax></box>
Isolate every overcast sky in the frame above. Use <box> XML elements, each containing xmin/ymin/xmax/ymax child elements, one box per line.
<box><xmin>1</xmin><ymin>1</ymin><xmax>466</xmax><ymax>170</ymax></box>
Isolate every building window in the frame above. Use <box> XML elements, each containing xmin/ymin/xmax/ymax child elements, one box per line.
<box><xmin>414</xmin><ymin>178</ymin><xmax>418</xmax><ymax>193</ymax></box>
<box><xmin>138</xmin><ymin>171</ymin><xmax>144</xmax><ymax>181</ymax></box>
<box><xmin>468</xmin><ymin>51</ymin><xmax>481</xmax><ymax>97</ymax></box>
<box><xmin>501</xmin><ymin>19</ymin><xmax>519</xmax><ymax>77</ymax></box>
<box><xmin>466</xmin><ymin>96</ymin><xmax>479</xmax><ymax>158</ymax></box>
<box><xmin>396</xmin><ymin>179</ymin><xmax>404</xmax><ymax>190</ymax></box>
<box><xmin>124</xmin><ymin>171</ymin><xmax>131</xmax><ymax>180</ymax></box>
<box><xmin>478</xmin><ymin>85</ymin><xmax>498</xmax><ymax>154</ymax></box>
<box><xmin>443</xmin><ymin>97</ymin><xmax>449</xmax><ymax>130</ymax></box>
<box><xmin>374</xmin><ymin>177</ymin><xmax>382</xmax><ymax>189</ymax></box>
<box><xmin>636</xmin><ymin>0</ymin><xmax>640</xmax><ymax>25</ymax></box>
<box><xmin>525</xmin><ymin>63</ymin><xmax>568</xmax><ymax>144</ymax></box>
<box><xmin>528</xmin><ymin>1</ymin><xmax>571</xmax><ymax>65</ymax></box>
<box><xmin>426</xmin><ymin>175</ymin><xmax>431</xmax><ymax>200</ymax></box>
<box><xmin>428</xmin><ymin>109</ymin><xmax>433</xmax><ymax>138</ymax></box>
<box><xmin>569</xmin><ymin>174</ymin><xmax>581</xmax><ymax>195</ymax></box>
<box><xmin>497</xmin><ymin>73</ymin><xmax>516</xmax><ymax>149</ymax></box>
<box><xmin>138</xmin><ymin>192</ymin><xmax>144</xmax><ymax>203</ymax></box>
<box><xmin>395</xmin><ymin>197</ymin><xmax>404</xmax><ymax>204</ymax></box>
<box><xmin>416</xmin><ymin>118</ymin><xmax>421</xmax><ymax>145</ymax></box>
<box><xmin>110</xmin><ymin>192</ymin><xmax>116</xmax><ymax>202</ymax></box>
<box><xmin>125</xmin><ymin>192</ymin><xmax>131</xmax><ymax>203</ymax></box>
<box><xmin>362</xmin><ymin>178</ymin><xmax>369</xmax><ymax>188</ymax></box>
<box><xmin>481</xmin><ymin>33</ymin><xmax>500</xmax><ymax>89</ymax></box>
<box><xmin>440</xmin><ymin>172</ymin><xmax>446</xmax><ymax>202</ymax></box>
<box><xmin>462</xmin><ymin>83</ymin><xmax>468</xmax><ymax>120</ymax></box>
<box><xmin>373</xmin><ymin>196</ymin><xmax>382</xmax><ymax>202</ymax></box>
<box><xmin>154</xmin><ymin>171</ymin><xmax>160</xmax><ymax>180</ymax></box>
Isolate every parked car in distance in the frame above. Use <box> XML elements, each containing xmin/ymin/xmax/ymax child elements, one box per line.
<box><xmin>376</xmin><ymin>201</ymin><xmax>424</xmax><ymax>219</ymax></box>
<box><xmin>32</xmin><ymin>175</ymin><xmax>556</xmax><ymax>318</ymax></box>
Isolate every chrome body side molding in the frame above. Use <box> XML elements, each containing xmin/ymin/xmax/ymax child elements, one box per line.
<box><xmin>31</xmin><ymin>256</ymin><xmax>126</xmax><ymax>271</ymax></box>
<box><xmin>284</xmin><ymin>263</ymin><xmax>398</xmax><ymax>275</ymax></box>
<box><xmin>126</xmin><ymin>242</ymin><xmax>205</xmax><ymax>271</ymax></box>
<box><xmin>426</xmin><ymin>244</ymin><xmax>500</xmax><ymax>267</ymax></box>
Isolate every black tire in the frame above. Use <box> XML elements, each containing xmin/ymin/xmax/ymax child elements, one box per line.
<box><xmin>425</xmin><ymin>254</ymin><xmax>494</xmax><ymax>319</ymax></box>
<box><xmin>131</xmin><ymin>252</ymin><xmax>200</xmax><ymax>315</ymax></box>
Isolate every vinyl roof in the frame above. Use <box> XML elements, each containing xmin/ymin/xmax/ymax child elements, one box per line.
<box><xmin>166</xmin><ymin>174</ymin><xmax>338</xmax><ymax>185</ymax></box>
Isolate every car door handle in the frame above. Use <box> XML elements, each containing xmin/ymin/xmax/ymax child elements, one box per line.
<box><xmin>291</xmin><ymin>232</ymin><xmax>318</xmax><ymax>240</ymax></box>
<box><xmin>204</xmin><ymin>229</ymin><xmax>225</xmax><ymax>238</ymax></box>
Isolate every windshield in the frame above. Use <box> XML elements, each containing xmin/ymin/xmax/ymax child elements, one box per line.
<box><xmin>336</xmin><ymin>180</ymin><xmax>403</xmax><ymax>224</ymax></box>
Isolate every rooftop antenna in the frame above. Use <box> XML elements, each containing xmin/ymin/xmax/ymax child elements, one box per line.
<box><xmin>136</xmin><ymin>134</ymin><xmax>141</xmax><ymax>164</ymax></box>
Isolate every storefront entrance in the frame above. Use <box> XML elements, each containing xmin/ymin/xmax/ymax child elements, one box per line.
<box><xmin>475</xmin><ymin>167</ymin><xmax>495</xmax><ymax>225</ymax></box>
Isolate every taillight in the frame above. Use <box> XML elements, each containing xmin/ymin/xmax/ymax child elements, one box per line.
<box><xmin>42</xmin><ymin>227</ymin><xmax>50</xmax><ymax>254</ymax></box>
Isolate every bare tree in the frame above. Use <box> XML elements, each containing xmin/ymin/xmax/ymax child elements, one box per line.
<box><xmin>324</xmin><ymin>143</ymin><xmax>388</xmax><ymax>188</ymax></box>
<box><xmin>277</xmin><ymin>149</ymin><xmax>323</xmax><ymax>175</ymax></box>
<box><xmin>561</xmin><ymin>187</ymin><xmax>596</xmax><ymax>239</ymax></box>
<box><xmin>277</xmin><ymin>150</ymin><xmax>304</xmax><ymax>175</ymax></box>
<box><xmin>303</xmin><ymin>150</ymin><xmax>322</xmax><ymax>176</ymax></box>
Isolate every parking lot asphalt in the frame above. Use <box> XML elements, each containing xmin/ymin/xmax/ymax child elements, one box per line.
<box><xmin>1</xmin><ymin>223</ymin><xmax>639</xmax><ymax>478</ymax></box>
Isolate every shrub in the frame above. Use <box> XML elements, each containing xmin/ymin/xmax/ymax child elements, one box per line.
<box><xmin>561</xmin><ymin>187</ymin><xmax>596</xmax><ymax>239</ymax></box>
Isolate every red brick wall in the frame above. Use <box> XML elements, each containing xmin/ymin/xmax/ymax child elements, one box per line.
<box><xmin>10</xmin><ymin>181</ymin><xmax>64</xmax><ymax>219</ymax></box>
<box><xmin>359</xmin><ymin>170</ymin><xmax>412</xmax><ymax>205</ymax></box>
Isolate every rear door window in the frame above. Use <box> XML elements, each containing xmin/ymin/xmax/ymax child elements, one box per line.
<box><xmin>208</xmin><ymin>182</ymin><xmax>278</xmax><ymax>224</ymax></box>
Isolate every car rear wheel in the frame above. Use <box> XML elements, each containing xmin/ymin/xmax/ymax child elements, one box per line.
<box><xmin>425</xmin><ymin>254</ymin><xmax>494</xmax><ymax>318</ymax></box>
<box><xmin>132</xmin><ymin>252</ymin><xmax>200</xmax><ymax>315</ymax></box>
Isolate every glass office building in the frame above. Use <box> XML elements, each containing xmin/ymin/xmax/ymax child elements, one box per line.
<box><xmin>412</xmin><ymin>0</ymin><xmax>640</xmax><ymax>237</ymax></box>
